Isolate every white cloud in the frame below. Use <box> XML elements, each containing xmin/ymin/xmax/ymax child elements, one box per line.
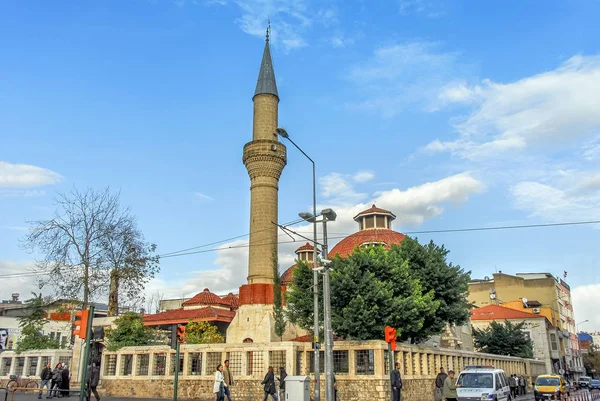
<box><xmin>329</xmin><ymin>36</ymin><xmax>354</xmax><ymax>48</ymax></box>
<box><xmin>428</xmin><ymin>55</ymin><xmax>600</xmax><ymax>160</ymax></box>
<box><xmin>572</xmin><ymin>284</ymin><xmax>600</xmax><ymax>331</ymax></box>
<box><xmin>352</xmin><ymin>171</ymin><xmax>374</xmax><ymax>183</ymax></box>
<box><xmin>0</xmin><ymin>260</ymin><xmax>41</xmax><ymax>301</ymax></box>
<box><xmin>319</xmin><ymin>172</ymin><xmax>368</xmax><ymax>205</ymax></box>
<box><xmin>581</xmin><ymin>136</ymin><xmax>600</xmax><ymax>161</ymax></box>
<box><xmin>346</xmin><ymin>41</ymin><xmax>464</xmax><ymax>117</ymax></box>
<box><xmin>0</xmin><ymin>161</ymin><xmax>62</xmax><ymax>188</ymax></box>
<box><xmin>194</xmin><ymin>191</ymin><xmax>215</xmax><ymax>201</ymax></box>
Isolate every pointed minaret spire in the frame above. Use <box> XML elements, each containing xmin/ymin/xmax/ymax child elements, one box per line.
<box><xmin>253</xmin><ymin>20</ymin><xmax>278</xmax><ymax>99</ymax></box>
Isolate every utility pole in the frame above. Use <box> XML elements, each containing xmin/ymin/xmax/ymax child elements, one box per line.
<box><xmin>78</xmin><ymin>306</ymin><xmax>95</xmax><ymax>401</ymax></box>
<box><xmin>322</xmin><ymin>218</ymin><xmax>334</xmax><ymax>401</ymax></box>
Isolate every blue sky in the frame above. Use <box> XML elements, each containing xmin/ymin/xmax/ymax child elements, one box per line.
<box><xmin>1</xmin><ymin>0</ymin><xmax>599</xmax><ymax>329</ymax></box>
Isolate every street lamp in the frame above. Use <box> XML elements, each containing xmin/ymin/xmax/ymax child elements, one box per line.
<box><xmin>576</xmin><ymin>320</ymin><xmax>590</xmax><ymax>331</ymax></box>
<box><xmin>299</xmin><ymin>208</ymin><xmax>337</xmax><ymax>401</ymax></box>
<box><xmin>276</xmin><ymin>127</ymin><xmax>322</xmax><ymax>401</ymax></box>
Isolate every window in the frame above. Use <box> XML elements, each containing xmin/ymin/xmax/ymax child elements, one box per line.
<box><xmin>333</xmin><ymin>351</ymin><xmax>349</xmax><ymax>375</ymax></box>
<box><xmin>58</xmin><ymin>356</ymin><xmax>71</xmax><ymax>367</ymax></box>
<box><xmin>206</xmin><ymin>352</ymin><xmax>222</xmax><ymax>376</ymax></box>
<box><xmin>376</xmin><ymin>215</ymin><xmax>386</xmax><ymax>228</ymax></box>
<box><xmin>120</xmin><ymin>355</ymin><xmax>133</xmax><ymax>376</ymax></box>
<box><xmin>246</xmin><ymin>351</ymin><xmax>264</xmax><ymax>377</ymax></box>
<box><xmin>27</xmin><ymin>357</ymin><xmax>39</xmax><ymax>376</ymax></box>
<box><xmin>495</xmin><ymin>374</ymin><xmax>502</xmax><ymax>390</ymax></box>
<box><xmin>226</xmin><ymin>352</ymin><xmax>244</xmax><ymax>377</ymax></box>
<box><xmin>458</xmin><ymin>373</ymin><xmax>494</xmax><ymax>389</ymax></box>
<box><xmin>188</xmin><ymin>353</ymin><xmax>202</xmax><ymax>376</ymax></box>
<box><xmin>14</xmin><ymin>357</ymin><xmax>25</xmax><ymax>375</ymax></box>
<box><xmin>41</xmin><ymin>356</ymin><xmax>52</xmax><ymax>369</ymax></box>
<box><xmin>365</xmin><ymin>216</ymin><xmax>375</xmax><ymax>229</ymax></box>
<box><xmin>136</xmin><ymin>354</ymin><xmax>149</xmax><ymax>376</ymax></box>
<box><xmin>308</xmin><ymin>351</ymin><xmax>325</xmax><ymax>374</ymax></box>
<box><xmin>1</xmin><ymin>358</ymin><xmax>12</xmax><ymax>376</ymax></box>
<box><xmin>295</xmin><ymin>351</ymin><xmax>303</xmax><ymax>375</ymax></box>
<box><xmin>355</xmin><ymin>350</ymin><xmax>374</xmax><ymax>375</ymax></box>
<box><xmin>153</xmin><ymin>354</ymin><xmax>166</xmax><ymax>376</ymax></box>
<box><xmin>104</xmin><ymin>355</ymin><xmax>117</xmax><ymax>376</ymax></box>
<box><xmin>269</xmin><ymin>351</ymin><xmax>286</xmax><ymax>371</ymax></box>
<box><xmin>170</xmin><ymin>353</ymin><xmax>183</xmax><ymax>375</ymax></box>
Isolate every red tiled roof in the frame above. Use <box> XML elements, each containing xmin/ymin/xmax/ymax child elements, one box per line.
<box><xmin>328</xmin><ymin>229</ymin><xmax>406</xmax><ymax>258</ymax></box>
<box><xmin>280</xmin><ymin>264</ymin><xmax>297</xmax><ymax>285</ymax></box>
<box><xmin>353</xmin><ymin>204</ymin><xmax>396</xmax><ymax>220</ymax></box>
<box><xmin>296</xmin><ymin>242</ymin><xmax>318</xmax><ymax>253</ymax></box>
<box><xmin>143</xmin><ymin>306</ymin><xmax>236</xmax><ymax>326</ymax></box>
<box><xmin>182</xmin><ymin>288</ymin><xmax>231</xmax><ymax>307</ymax></box>
<box><xmin>221</xmin><ymin>293</ymin><xmax>240</xmax><ymax>309</ymax></box>
<box><xmin>471</xmin><ymin>304</ymin><xmax>546</xmax><ymax>321</ymax></box>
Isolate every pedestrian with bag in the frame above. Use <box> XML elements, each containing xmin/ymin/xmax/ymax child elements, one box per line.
<box><xmin>223</xmin><ymin>360</ymin><xmax>234</xmax><ymax>401</ymax></box>
<box><xmin>508</xmin><ymin>374</ymin><xmax>518</xmax><ymax>398</ymax></box>
<box><xmin>213</xmin><ymin>364</ymin><xmax>226</xmax><ymax>401</ymax></box>
<box><xmin>442</xmin><ymin>370</ymin><xmax>459</xmax><ymax>401</ymax></box>
<box><xmin>261</xmin><ymin>366</ymin><xmax>278</xmax><ymax>401</ymax></box>
<box><xmin>61</xmin><ymin>363</ymin><xmax>70</xmax><ymax>397</ymax></box>
<box><xmin>50</xmin><ymin>363</ymin><xmax>63</xmax><ymax>398</ymax></box>
<box><xmin>391</xmin><ymin>362</ymin><xmax>402</xmax><ymax>401</ymax></box>
<box><xmin>85</xmin><ymin>362</ymin><xmax>100</xmax><ymax>401</ymax></box>
<box><xmin>39</xmin><ymin>362</ymin><xmax>53</xmax><ymax>399</ymax></box>
<box><xmin>435</xmin><ymin>367</ymin><xmax>448</xmax><ymax>401</ymax></box>
<box><xmin>518</xmin><ymin>375</ymin><xmax>526</xmax><ymax>395</ymax></box>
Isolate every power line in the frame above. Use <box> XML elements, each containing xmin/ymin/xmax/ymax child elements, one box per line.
<box><xmin>2</xmin><ymin>219</ymin><xmax>598</xmax><ymax>279</ymax></box>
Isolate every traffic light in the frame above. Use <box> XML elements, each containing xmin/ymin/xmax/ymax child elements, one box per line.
<box><xmin>384</xmin><ymin>326</ymin><xmax>397</xmax><ymax>350</ymax></box>
<box><xmin>73</xmin><ymin>309</ymin><xmax>90</xmax><ymax>340</ymax></box>
<box><xmin>176</xmin><ymin>325</ymin><xmax>186</xmax><ymax>344</ymax></box>
<box><xmin>167</xmin><ymin>325</ymin><xmax>177</xmax><ymax>350</ymax></box>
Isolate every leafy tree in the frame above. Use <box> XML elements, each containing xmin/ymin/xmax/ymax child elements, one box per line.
<box><xmin>185</xmin><ymin>321</ymin><xmax>224</xmax><ymax>344</ymax></box>
<box><xmin>272</xmin><ymin>250</ymin><xmax>286</xmax><ymax>339</ymax></box>
<box><xmin>472</xmin><ymin>320</ymin><xmax>534</xmax><ymax>358</ymax></box>
<box><xmin>285</xmin><ymin>259</ymin><xmax>323</xmax><ymax>337</ymax></box>
<box><xmin>330</xmin><ymin>246</ymin><xmax>439</xmax><ymax>340</ymax></box>
<box><xmin>105</xmin><ymin>312</ymin><xmax>154</xmax><ymax>351</ymax></box>
<box><xmin>389</xmin><ymin>238</ymin><xmax>471</xmax><ymax>342</ymax></box>
<box><xmin>584</xmin><ymin>345</ymin><xmax>600</xmax><ymax>377</ymax></box>
<box><xmin>16</xmin><ymin>293</ymin><xmax>60</xmax><ymax>353</ymax></box>
<box><xmin>23</xmin><ymin>187</ymin><xmax>159</xmax><ymax>309</ymax></box>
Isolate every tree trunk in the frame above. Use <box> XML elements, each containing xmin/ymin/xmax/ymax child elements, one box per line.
<box><xmin>108</xmin><ymin>269</ymin><xmax>119</xmax><ymax>316</ymax></box>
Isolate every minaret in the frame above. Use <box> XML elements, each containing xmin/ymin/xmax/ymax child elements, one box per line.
<box><xmin>227</xmin><ymin>28</ymin><xmax>302</xmax><ymax>343</ymax></box>
<box><xmin>243</xmin><ymin>28</ymin><xmax>287</xmax><ymax>285</ymax></box>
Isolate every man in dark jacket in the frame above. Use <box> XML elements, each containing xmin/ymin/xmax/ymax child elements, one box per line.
<box><xmin>278</xmin><ymin>367</ymin><xmax>287</xmax><ymax>400</ymax></box>
<box><xmin>61</xmin><ymin>364</ymin><xmax>70</xmax><ymax>397</ymax></box>
<box><xmin>435</xmin><ymin>367</ymin><xmax>448</xmax><ymax>401</ymax></box>
<box><xmin>39</xmin><ymin>362</ymin><xmax>53</xmax><ymax>399</ymax></box>
<box><xmin>261</xmin><ymin>366</ymin><xmax>277</xmax><ymax>401</ymax></box>
<box><xmin>85</xmin><ymin>363</ymin><xmax>100</xmax><ymax>401</ymax></box>
<box><xmin>391</xmin><ymin>362</ymin><xmax>402</xmax><ymax>401</ymax></box>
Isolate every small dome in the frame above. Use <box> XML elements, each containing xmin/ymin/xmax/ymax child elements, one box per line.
<box><xmin>353</xmin><ymin>204</ymin><xmax>396</xmax><ymax>231</ymax></box>
<box><xmin>328</xmin><ymin>229</ymin><xmax>406</xmax><ymax>258</ymax></box>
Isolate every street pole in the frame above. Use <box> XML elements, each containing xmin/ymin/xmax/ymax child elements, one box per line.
<box><xmin>322</xmin><ymin>218</ymin><xmax>334</xmax><ymax>401</ymax></box>
<box><xmin>388</xmin><ymin>343</ymin><xmax>394</xmax><ymax>401</ymax></box>
<box><xmin>79</xmin><ymin>305</ymin><xmax>94</xmax><ymax>401</ymax></box>
<box><xmin>311</xmin><ymin>161</ymin><xmax>321</xmax><ymax>401</ymax></box>
<box><xmin>173</xmin><ymin>341</ymin><xmax>180</xmax><ymax>401</ymax></box>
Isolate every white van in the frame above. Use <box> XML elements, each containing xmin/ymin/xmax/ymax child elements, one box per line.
<box><xmin>579</xmin><ymin>376</ymin><xmax>592</xmax><ymax>388</ymax></box>
<box><xmin>456</xmin><ymin>366</ymin><xmax>512</xmax><ymax>401</ymax></box>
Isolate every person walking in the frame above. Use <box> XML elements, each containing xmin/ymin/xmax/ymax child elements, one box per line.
<box><xmin>278</xmin><ymin>367</ymin><xmax>287</xmax><ymax>401</ymax></box>
<box><xmin>61</xmin><ymin>363</ymin><xmax>71</xmax><ymax>397</ymax></box>
<box><xmin>85</xmin><ymin>362</ymin><xmax>100</xmax><ymax>401</ymax></box>
<box><xmin>508</xmin><ymin>374</ymin><xmax>518</xmax><ymax>399</ymax></box>
<box><xmin>261</xmin><ymin>366</ymin><xmax>278</xmax><ymax>401</ymax></box>
<box><xmin>442</xmin><ymin>370</ymin><xmax>459</xmax><ymax>401</ymax></box>
<box><xmin>213</xmin><ymin>364</ymin><xmax>226</xmax><ymax>401</ymax></box>
<box><xmin>435</xmin><ymin>367</ymin><xmax>448</xmax><ymax>401</ymax></box>
<box><xmin>223</xmin><ymin>360</ymin><xmax>234</xmax><ymax>401</ymax></box>
<box><xmin>39</xmin><ymin>362</ymin><xmax>53</xmax><ymax>399</ymax></box>
<box><xmin>391</xmin><ymin>362</ymin><xmax>402</xmax><ymax>401</ymax></box>
<box><xmin>518</xmin><ymin>375</ymin><xmax>526</xmax><ymax>395</ymax></box>
<box><xmin>50</xmin><ymin>363</ymin><xmax>63</xmax><ymax>398</ymax></box>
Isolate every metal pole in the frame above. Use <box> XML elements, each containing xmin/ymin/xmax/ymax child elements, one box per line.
<box><xmin>173</xmin><ymin>341</ymin><xmax>180</xmax><ymax>401</ymax></box>
<box><xmin>312</xmin><ymin>161</ymin><xmax>321</xmax><ymax>401</ymax></box>
<box><xmin>323</xmin><ymin>218</ymin><xmax>334</xmax><ymax>401</ymax></box>
<box><xmin>79</xmin><ymin>306</ymin><xmax>94</xmax><ymax>401</ymax></box>
<box><xmin>388</xmin><ymin>343</ymin><xmax>395</xmax><ymax>401</ymax></box>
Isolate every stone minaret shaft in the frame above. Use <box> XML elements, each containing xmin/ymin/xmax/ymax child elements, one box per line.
<box><xmin>243</xmin><ymin>37</ymin><xmax>286</xmax><ymax>284</ymax></box>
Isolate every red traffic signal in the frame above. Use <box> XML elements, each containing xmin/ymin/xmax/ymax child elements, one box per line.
<box><xmin>385</xmin><ymin>326</ymin><xmax>397</xmax><ymax>351</ymax></box>
<box><xmin>176</xmin><ymin>325</ymin><xmax>186</xmax><ymax>344</ymax></box>
<box><xmin>73</xmin><ymin>309</ymin><xmax>90</xmax><ymax>340</ymax></box>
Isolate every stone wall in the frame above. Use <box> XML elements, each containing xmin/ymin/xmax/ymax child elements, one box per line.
<box><xmin>95</xmin><ymin>340</ymin><xmax>546</xmax><ymax>401</ymax></box>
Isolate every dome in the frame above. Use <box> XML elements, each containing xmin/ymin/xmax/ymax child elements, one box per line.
<box><xmin>328</xmin><ymin>229</ymin><xmax>406</xmax><ymax>258</ymax></box>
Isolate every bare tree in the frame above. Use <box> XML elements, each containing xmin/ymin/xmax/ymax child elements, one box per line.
<box><xmin>145</xmin><ymin>290</ymin><xmax>164</xmax><ymax>314</ymax></box>
<box><xmin>23</xmin><ymin>187</ymin><xmax>159</xmax><ymax>310</ymax></box>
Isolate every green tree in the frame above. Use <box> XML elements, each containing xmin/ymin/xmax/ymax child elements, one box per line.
<box><xmin>16</xmin><ymin>293</ymin><xmax>60</xmax><ymax>353</ymax></box>
<box><xmin>472</xmin><ymin>320</ymin><xmax>534</xmax><ymax>358</ymax></box>
<box><xmin>285</xmin><ymin>259</ymin><xmax>323</xmax><ymax>337</ymax></box>
<box><xmin>105</xmin><ymin>312</ymin><xmax>154</xmax><ymax>351</ymax></box>
<box><xmin>389</xmin><ymin>238</ymin><xmax>471</xmax><ymax>342</ymax></box>
<box><xmin>584</xmin><ymin>345</ymin><xmax>600</xmax><ymax>377</ymax></box>
<box><xmin>272</xmin><ymin>250</ymin><xmax>286</xmax><ymax>339</ymax></box>
<box><xmin>330</xmin><ymin>246</ymin><xmax>439</xmax><ymax>340</ymax></box>
<box><xmin>185</xmin><ymin>321</ymin><xmax>224</xmax><ymax>344</ymax></box>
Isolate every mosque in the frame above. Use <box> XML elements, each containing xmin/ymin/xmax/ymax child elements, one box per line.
<box><xmin>142</xmin><ymin>31</ymin><xmax>471</xmax><ymax>349</ymax></box>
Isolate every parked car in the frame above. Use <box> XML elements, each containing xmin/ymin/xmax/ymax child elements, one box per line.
<box><xmin>534</xmin><ymin>375</ymin><xmax>568</xmax><ymax>401</ymax></box>
<box><xmin>590</xmin><ymin>379</ymin><xmax>600</xmax><ymax>390</ymax></box>
<box><xmin>579</xmin><ymin>376</ymin><xmax>592</xmax><ymax>388</ymax></box>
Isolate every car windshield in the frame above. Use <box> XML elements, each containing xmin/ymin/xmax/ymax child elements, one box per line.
<box><xmin>458</xmin><ymin>373</ymin><xmax>494</xmax><ymax>389</ymax></box>
<box><xmin>536</xmin><ymin>378</ymin><xmax>560</xmax><ymax>386</ymax></box>
<box><xmin>592</xmin><ymin>380</ymin><xmax>600</xmax><ymax>384</ymax></box>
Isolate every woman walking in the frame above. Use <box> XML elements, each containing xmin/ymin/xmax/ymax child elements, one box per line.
<box><xmin>50</xmin><ymin>363</ymin><xmax>63</xmax><ymax>398</ymax></box>
<box><xmin>261</xmin><ymin>366</ymin><xmax>278</xmax><ymax>401</ymax></box>
<box><xmin>213</xmin><ymin>364</ymin><xmax>226</xmax><ymax>401</ymax></box>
